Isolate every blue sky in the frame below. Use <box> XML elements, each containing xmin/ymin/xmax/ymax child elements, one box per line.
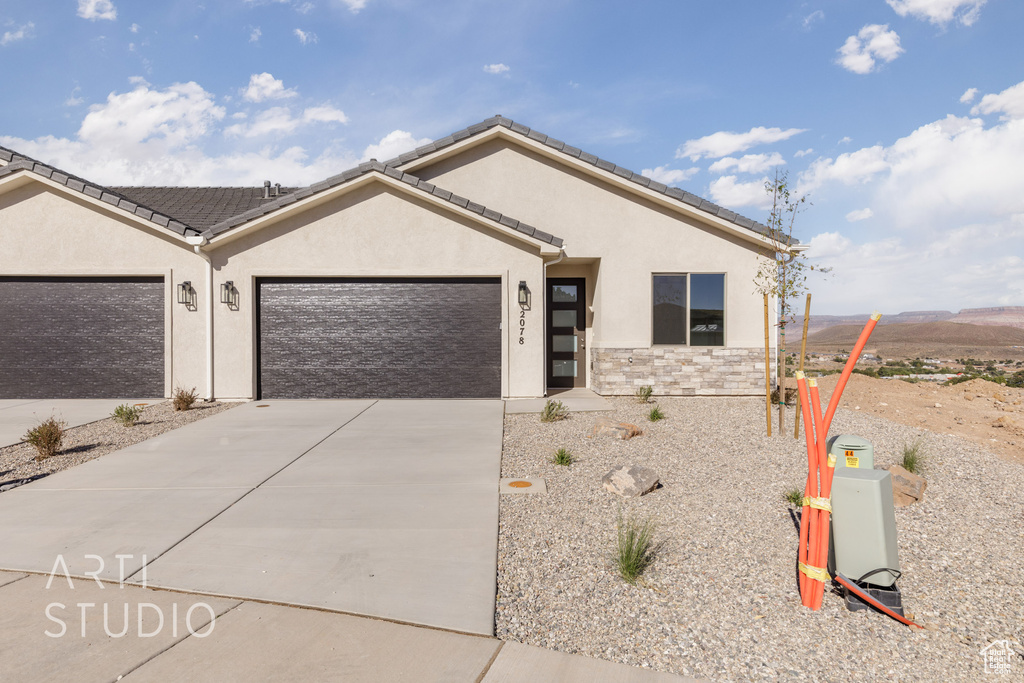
<box><xmin>2</xmin><ymin>0</ymin><xmax>1022</xmax><ymax>315</ymax></box>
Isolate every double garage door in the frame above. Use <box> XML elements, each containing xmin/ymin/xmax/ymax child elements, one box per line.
<box><xmin>258</xmin><ymin>278</ymin><xmax>501</xmax><ymax>399</ymax></box>
<box><xmin>0</xmin><ymin>276</ymin><xmax>165</xmax><ymax>398</ymax></box>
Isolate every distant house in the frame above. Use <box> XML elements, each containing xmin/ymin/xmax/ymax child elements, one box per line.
<box><xmin>0</xmin><ymin>117</ymin><xmax>795</xmax><ymax>400</ymax></box>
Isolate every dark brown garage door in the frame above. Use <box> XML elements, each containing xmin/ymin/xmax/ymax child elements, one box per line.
<box><xmin>0</xmin><ymin>276</ymin><xmax>165</xmax><ymax>398</ymax></box>
<box><xmin>257</xmin><ymin>278</ymin><xmax>501</xmax><ymax>399</ymax></box>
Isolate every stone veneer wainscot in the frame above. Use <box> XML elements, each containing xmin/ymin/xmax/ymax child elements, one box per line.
<box><xmin>591</xmin><ymin>347</ymin><xmax>773</xmax><ymax>396</ymax></box>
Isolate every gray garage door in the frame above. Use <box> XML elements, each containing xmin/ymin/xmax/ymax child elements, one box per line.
<box><xmin>258</xmin><ymin>278</ymin><xmax>501</xmax><ymax>399</ymax></box>
<box><xmin>0</xmin><ymin>276</ymin><xmax>165</xmax><ymax>398</ymax></box>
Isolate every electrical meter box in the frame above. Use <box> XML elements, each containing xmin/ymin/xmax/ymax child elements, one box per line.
<box><xmin>827</xmin><ymin>434</ymin><xmax>874</xmax><ymax>469</ymax></box>
<box><xmin>828</xmin><ymin>468</ymin><xmax>901</xmax><ymax>587</ymax></box>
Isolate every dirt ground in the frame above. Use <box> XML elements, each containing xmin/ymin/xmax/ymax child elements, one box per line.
<box><xmin>800</xmin><ymin>374</ymin><xmax>1024</xmax><ymax>464</ymax></box>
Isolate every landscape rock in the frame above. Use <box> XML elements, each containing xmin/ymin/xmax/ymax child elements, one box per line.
<box><xmin>602</xmin><ymin>464</ymin><xmax>659</xmax><ymax>497</ymax></box>
<box><xmin>588</xmin><ymin>416</ymin><xmax>642</xmax><ymax>440</ymax></box>
<box><xmin>888</xmin><ymin>464</ymin><xmax>928</xmax><ymax>506</ymax></box>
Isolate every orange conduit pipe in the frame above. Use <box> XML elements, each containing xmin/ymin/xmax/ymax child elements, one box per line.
<box><xmin>822</xmin><ymin>312</ymin><xmax>882</xmax><ymax>435</ymax></box>
<box><xmin>795</xmin><ymin>372</ymin><xmax>817</xmax><ymax>607</ymax></box>
<box><xmin>808</xmin><ymin>379</ymin><xmax>829</xmax><ymax>610</ymax></box>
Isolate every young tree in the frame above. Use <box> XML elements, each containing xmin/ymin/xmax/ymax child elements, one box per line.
<box><xmin>755</xmin><ymin>169</ymin><xmax>825</xmax><ymax>435</ymax></box>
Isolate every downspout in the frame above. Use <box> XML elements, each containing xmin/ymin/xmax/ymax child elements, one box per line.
<box><xmin>542</xmin><ymin>248</ymin><xmax>567</xmax><ymax>398</ymax></box>
<box><xmin>185</xmin><ymin>235</ymin><xmax>214</xmax><ymax>401</ymax></box>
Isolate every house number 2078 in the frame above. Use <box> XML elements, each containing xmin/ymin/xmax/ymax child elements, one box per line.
<box><xmin>519</xmin><ymin>309</ymin><xmax>525</xmax><ymax>345</ymax></box>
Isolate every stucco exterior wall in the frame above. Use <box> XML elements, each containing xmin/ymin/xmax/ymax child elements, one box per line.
<box><xmin>0</xmin><ymin>181</ymin><xmax>207</xmax><ymax>396</ymax></box>
<box><xmin>413</xmin><ymin>139</ymin><xmax>778</xmax><ymax>395</ymax></box>
<box><xmin>208</xmin><ymin>182</ymin><xmax>547</xmax><ymax>399</ymax></box>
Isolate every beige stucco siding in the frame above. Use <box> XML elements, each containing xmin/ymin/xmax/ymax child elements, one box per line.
<box><xmin>0</xmin><ymin>180</ymin><xmax>206</xmax><ymax>396</ymax></box>
<box><xmin>208</xmin><ymin>182</ymin><xmax>547</xmax><ymax>399</ymax></box>
<box><xmin>414</xmin><ymin>139</ymin><xmax>775</xmax><ymax>351</ymax></box>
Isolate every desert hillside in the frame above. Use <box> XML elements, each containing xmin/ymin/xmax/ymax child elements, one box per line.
<box><xmin>798</xmin><ymin>321</ymin><xmax>1024</xmax><ymax>360</ymax></box>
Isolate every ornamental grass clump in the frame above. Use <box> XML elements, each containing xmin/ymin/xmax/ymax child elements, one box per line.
<box><xmin>784</xmin><ymin>488</ymin><xmax>803</xmax><ymax>506</ymax></box>
<box><xmin>901</xmin><ymin>441</ymin><xmax>925</xmax><ymax>474</ymax></box>
<box><xmin>550</xmin><ymin>447</ymin><xmax>575</xmax><ymax>466</ymax></box>
<box><xmin>614</xmin><ymin>509</ymin><xmax>657</xmax><ymax>585</ymax></box>
<box><xmin>539</xmin><ymin>399</ymin><xmax>568</xmax><ymax>423</ymax></box>
<box><xmin>634</xmin><ymin>385</ymin><xmax>653</xmax><ymax>403</ymax></box>
<box><xmin>173</xmin><ymin>386</ymin><xmax>200</xmax><ymax>412</ymax></box>
<box><xmin>647</xmin><ymin>406</ymin><xmax>665</xmax><ymax>422</ymax></box>
<box><xmin>24</xmin><ymin>416</ymin><xmax>67</xmax><ymax>462</ymax></box>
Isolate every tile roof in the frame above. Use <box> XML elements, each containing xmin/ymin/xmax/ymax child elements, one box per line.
<box><xmin>0</xmin><ymin>145</ymin><xmax>201</xmax><ymax>237</ymax></box>
<box><xmin>201</xmin><ymin>160</ymin><xmax>564</xmax><ymax>248</ymax></box>
<box><xmin>384</xmin><ymin>116</ymin><xmax>791</xmax><ymax>245</ymax></box>
<box><xmin>109</xmin><ymin>187</ymin><xmax>294</xmax><ymax>232</ymax></box>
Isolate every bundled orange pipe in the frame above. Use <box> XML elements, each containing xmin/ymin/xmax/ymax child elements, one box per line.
<box><xmin>796</xmin><ymin>312</ymin><xmax>881</xmax><ymax>611</ymax></box>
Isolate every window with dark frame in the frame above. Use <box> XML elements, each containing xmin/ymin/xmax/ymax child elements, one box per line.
<box><xmin>652</xmin><ymin>273</ymin><xmax>725</xmax><ymax>347</ymax></box>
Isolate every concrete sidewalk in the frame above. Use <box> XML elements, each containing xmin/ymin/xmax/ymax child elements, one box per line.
<box><xmin>0</xmin><ymin>398</ymin><xmax>161</xmax><ymax>447</ymax></box>
<box><xmin>0</xmin><ymin>571</ymin><xmax>699</xmax><ymax>683</ymax></box>
<box><xmin>504</xmin><ymin>387</ymin><xmax>612</xmax><ymax>414</ymax></box>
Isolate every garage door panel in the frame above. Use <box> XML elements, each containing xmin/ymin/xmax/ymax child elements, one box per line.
<box><xmin>258</xmin><ymin>279</ymin><xmax>501</xmax><ymax>399</ymax></box>
<box><xmin>0</xmin><ymin>277</ymin><xmax>164</xmax><ymax>399</ymax></box>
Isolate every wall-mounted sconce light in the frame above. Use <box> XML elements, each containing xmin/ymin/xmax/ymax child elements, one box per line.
<box><xmin>177</xmin><ymin>281</ymin><xmax>196</xmax><ymax>310</ymax></box>
<box><xmin>220</xmin><ymin>281</ymin><xmax>239</xmax><ymax>309</ymax></box>
<box><xmin>518</xmin><ymin>280</ymin><xmax>530</xmax><ymax>308</ymax></box>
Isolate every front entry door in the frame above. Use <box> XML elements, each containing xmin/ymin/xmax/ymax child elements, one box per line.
<box><xmin>547</xmin><ymin>278</ymin><xmax>586</xmax><ymax>388</ymax></box>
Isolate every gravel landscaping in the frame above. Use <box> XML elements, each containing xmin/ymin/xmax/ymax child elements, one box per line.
<box><xmin>0</xmin><ymin>401</ymin><xmax>237</xmax><ymax>491</ymax></box>
<box><xmin>498</xmin><ymin>395</ymin><xmax>1024</xmax><ymax>681</ymax></box>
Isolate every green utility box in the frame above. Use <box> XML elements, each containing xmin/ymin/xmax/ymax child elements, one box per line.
<box><xmin>828</xmin><ymin>467</ymin><xmax>901</xmax><ymax>587</ymax></box>
<box><xmin>828</xmin><ymin>434</ymin><xmax>874</xmax><ymax>469</ymax></box>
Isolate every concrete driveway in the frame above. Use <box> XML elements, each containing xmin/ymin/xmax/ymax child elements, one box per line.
<box><xmin>0</xmin><ymin>399</ymin><xmax>504</xmax><ymax>635</ymax></box>
<box><xmin>0</xmin><ymin>398</ymin><xmax>161</xmax><ymax>447</ymax></box>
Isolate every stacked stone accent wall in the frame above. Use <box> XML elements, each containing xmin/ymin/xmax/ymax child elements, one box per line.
<box><xmin>591</xmin><ymin>347</ymin><xmax>774</xmax><ymax>396</ymax></box>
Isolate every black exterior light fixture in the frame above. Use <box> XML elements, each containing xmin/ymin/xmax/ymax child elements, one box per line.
<box><xmin>220</xmin><ymin>281</ymin><xmax>239</xmax><ymax>309</ymax></box>
<box><xmin>518</xmin><ymin>280</ymin><xmax>531</xmax><ymax>309</ymax></box>
<box><xmin>176</xmin><ymin>281</ymin><xmax>196</xmax><ymax>310</ymax></box>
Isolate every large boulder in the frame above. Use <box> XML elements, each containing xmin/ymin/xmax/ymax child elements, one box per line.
<box><xmin>602</xmin><ymin>465</ymin><xmax>660</xmax><ymax>498</ymax></box>
<box><xmin>888</xmin><ymin>465</ymin><xmax>927</xmax><ymax>507</ymax></box>
<box><xmin>589</xmin><ymin>417</ymin><xmax>642</xmax><ymax>440</ymax></box>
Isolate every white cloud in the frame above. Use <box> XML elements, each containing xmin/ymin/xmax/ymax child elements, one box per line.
<box><xmin>707</xmin><ymin>175</ymin><xmax>772</xmax><ymax>209</ymax></box>
<box><xmin>360</xmin><ymin>130</ymin><xmax>431</xmax><ymax>162</ymax></box>
<box><xmin>845</xmin><ymin>208</ymin><xmax>874</xmax><ymax>222</ymax></box>
<box><xmin>805</xmin><ymin>231</ymin><xmax>853</xmax><ymax>259</ymax></box>
<box><xmin>77</xmin><ymin>0</ymin><xmax>117</xmax><ymax>21</ymax></box>
<box><xmin>64</xmin><ymin>87</ymin><xmax>84</xmax><ymax>107</ymax></box>
<box><xmin>794</xmin><ymin>148</ymin><xmax>814</xmax><ymax>158</ymax></box>
<box><xmin>708</xmin><ymin>152</ymin><xmax>784</xmax><ymax>175</ymax></box>
<box><xmin>129</xmin><ymin>23</ymin><xmax>139</xmax><ymax>33</ymax></box>
<box><xmin>243</xmin><ymin>73</ymin><xmax>298</xmax><ymax>102</ymax></box>
<box><xmin>293</xmin><ymin>28</ymin><xmax>317</xmax><ymax>44</ymax></box>
<box><xmin>886</xmin><ymin>0</ymin><xmax>986</xmax><ymax>27</ymax></box>
<box><xmin>249</xmin><ymin>27</ymin><xmax>262</xmax><ymax>42</ymax></box>
<box><xmin>836</xmin><ymin>24</ymin><xmax>904</xmax><ymax>74</ymax></box>
<box><xmin>803</xmin><ymin>10</ymin><xmax>824</xmax><ymax>28</ymax></box>
<box><xmin>798</xmin><ymin>146</ymin><xmax>888</xmax><ymax>193</ymax></box>
<box><xmin>225</xmin><ymin>105</ymin><xmax>347</xmax><ymax>137</ymax></box>
<box><xmin>338</xmin><ymin>0</ymin><xmax>368</xmax><ymax>13</ymax></box>
<box><xmin>970</xmin><ymin>81</ymin><xmax>1024</xmax><ymax>119</ymax></box>
<box><xmin>483</xmin><ymin>63</ymin><xmax>510</xmax><ymax>75</ymax></box>
<box><xmin>959</xmin><ymin>87</ymin><xmax>977</xmax><ymax>103</ymax></box>
<box><xmin>296</xmin><ymin>2</ymin><xmax>315</xmax><ymax>13</ymax></box>
<box><xmin>640</xmin><ymin>165</ymin><xmax>699</xmax><ymax>185</ymax></box>
<box><xmin>677</xmin><ymin>126</ymin><xmax>806</xmax><ymax>161</ymax></box>
<box><xmin>0</xmin><ymin>80</ymin><xmax>358</xmax><ymax>186</ymax></box>
<box><xmin>839</xmin><ymin>136</ymin><xmax>852</xmax><ymax>144</ymax></box>
<box><xmin>1</xmin><ymin>21</ymin><xmax>34</xmax><ymax>46</ymax></box>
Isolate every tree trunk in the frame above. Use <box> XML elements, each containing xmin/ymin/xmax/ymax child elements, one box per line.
<box><xmin>778</xmin><ymin>319</ymin><xmax>786</xmax><ymax>434</ymax></box>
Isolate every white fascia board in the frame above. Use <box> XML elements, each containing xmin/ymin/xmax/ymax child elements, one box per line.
<box><xmin>205</xmin><ymin>171</ymin><xmax>562</xmax><ymax>255</ymax></box>
<box><xmin>0</xmin><ymin>171</ymin><xmax>195</xmax><ymax>245</ymax></box>
<box><xmin>396</xmin><ymin>127</ymin><xmax>789</xmax><ymax>254</ymax></box>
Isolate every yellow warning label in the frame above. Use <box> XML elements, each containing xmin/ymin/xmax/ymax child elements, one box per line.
<box><xmin>846</xmin><ymin>455</ymin><xmax>860</xmax><ymax>468</ymax></box>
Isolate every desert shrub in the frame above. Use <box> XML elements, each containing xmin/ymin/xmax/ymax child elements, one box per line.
<box><xmin>647</xmin><ymin>406</ymin><xmax>665</xmax><ymax>422</ymax></box>
<box><xmin>539</xmin><ymin>399</ymin><xmax>568</xmax><ymax>423</ymax></box>
<box><xmin>614</xmin><ymin>510</ymin><xmax>657</xmax><ymax>585</ymax></box>
<box><xmin>784</xmin><ymin>488</ymin><xmax>803</xmax><ymax>506</ymax></box>
<box><xmin>172</xmin><ymin>386</ymin><xmax>200</xmax><ymax>411</ymax></box>
<box><xmin>24</xmin><ymin>416</ymin><xmax>67</xmax><ymax>461</ymax></box>
<box><xmin>111</xmin><ymin>404</ymin><xmax>143</xmax><ymax>427</ymax></box>
<box><xmin>634</xmin><ymin>385</ymin><xmax>653</xmax><ymax>403</ymax></box>
<box><xmin>550</xmin><ymin>447</ymin><xmax>575</xmax><ymax>466</ymax></box>
<box><xmin>1007</xmin><ymin>371</ymin><xmax>1024</xmax><ymax>388</ymax></box>
<box><xmin>901</xmin><ymin>441</ymin><xmax>924</xmax><ymax>474</ymax></box>
<box><xmin>770</xmin><ymin>387</ymin><xmax>798</xmax><ymax>405</ymax></box>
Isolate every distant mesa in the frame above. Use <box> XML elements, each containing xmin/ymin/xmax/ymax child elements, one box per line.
<box><xmin>795</xmin><ymin>306</ymin><xmax>1024</xmax><ymax>336</ymax></box>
